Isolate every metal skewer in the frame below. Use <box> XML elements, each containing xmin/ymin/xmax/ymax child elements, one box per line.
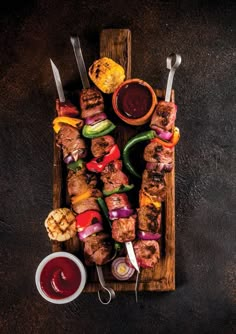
<box><xmin>50</xmin><ymin>59</ymin><xmax>66</xmax><ymax>103</ymax></box>
<box><xmin>165</xmin><ymin>53</ymin><xmax>182</xmax><ymax>102</ymax></box>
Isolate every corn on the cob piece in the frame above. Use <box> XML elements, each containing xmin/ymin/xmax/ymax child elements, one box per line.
<box><xmin>89</xmin><ymin>57</ymin><xmax>125</xmax><ymax>94</ymax></box>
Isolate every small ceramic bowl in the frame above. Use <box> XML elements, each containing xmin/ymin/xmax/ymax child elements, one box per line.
<box><xmin>35</xmin><ymin>252</ymin><xmax>87</xmax><ymax>304</ymax></box>
<box><xmin>112</xmin><ymin>78</ymin><xmax>157</xmax><ymax>126</ymax></box>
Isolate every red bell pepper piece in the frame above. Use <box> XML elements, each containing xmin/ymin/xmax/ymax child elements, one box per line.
<box><xmin>76</xmin><ymin>210</ymin><xmax>102</xmax><ymax>232</ymax></box>
<box><xmin>86</xmin><ymin>144</ymin><xmax>120</xmax><ymax>173</ymax></box>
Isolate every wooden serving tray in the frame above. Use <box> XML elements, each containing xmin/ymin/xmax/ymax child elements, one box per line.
<box><xmin>52</xmin><ymin>29</ymin><xmax>175</xmax><ymax>292</ymax></box>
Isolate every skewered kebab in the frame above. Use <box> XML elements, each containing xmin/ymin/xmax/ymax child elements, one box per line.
<box><xmin>123</xmin><ymin>54</ymin><xmax>181</xmax><ymax>269</ymax></box>
<box><xmin>49</xmin><ymin>60</ymin><xmax>115</xmax><ymax>267</ymax></box>
<box><xmin>70</xmin><ymin>36</ymin><xmax>140</xmax><ymax>274</ymax></box>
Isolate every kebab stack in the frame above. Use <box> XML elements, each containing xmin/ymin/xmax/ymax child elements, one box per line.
<box><xmin>123</xmin><ymin>100</ymin><xmax>180</xmax><ymax>268</ymax></box>
<box><xmin>79</xmin><ymin>83</ymin><xmax>137</xmax><ymax>255</ymax></box>
<box><xmin>45</xmin><ymin>96</ymin><xmax>114</xmax><ymax>266</ymax></box>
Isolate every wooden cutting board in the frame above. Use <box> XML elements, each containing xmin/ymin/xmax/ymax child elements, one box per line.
<box><xmin>52</xmin><ymin>28</ymin><xmax>175</xmax><ymax>292</ymax></box>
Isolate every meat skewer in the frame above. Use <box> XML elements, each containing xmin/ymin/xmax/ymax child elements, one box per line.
<box><xmin>123</xmin><ymin>53</ymin><xmax>181</xmax><ymax>269</ymax></box>
<box><xmin>50</xmin><ymin>59</ymin><xmax>115</xmax><ymax>304</ymax></box>
<box><xmin>70</xmin><ymin>35</ymin><xmax>140</xmax><ymax>274</ymax></box>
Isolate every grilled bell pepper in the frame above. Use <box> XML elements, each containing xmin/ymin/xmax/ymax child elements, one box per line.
<box><xmin>76</xmin><ymin>210</ymin><xmax>102</xmax><ymax>232</ymax></box>
<box><xmin>139</xmin><ymin>190</ymin><xmax>161</xmax><ymax>209</ymax></box>
<box><xmin>103</xmin><ymin>184</ymin><xmax>134</xmax><ymax>196</ymax></box>
<box><xmin>71</xmin><ymin>189</ymin><xmax>93</xmax><ymax>205</ymax></box>
<box><xmin>151</xmin><ymin>127</ymin><xmax>180</xmax><ymax>148</ymax></box>
<box><xmin>123</xmin><ymin>130</ymin><xmax>156</xmax><ymax>178</ymax></box>
<box><xmin>82</xmin><ymin>119</ymin><xmax>116</xmax><ymax>138</ymax></box>
<box><xmin>86</xmin><ymin>144</ymin><xmax>120</xmax><ymax>173</ymax></box>
<box><xmin>67</xmin><ymin>159</ymin><xmax>84</xmax><ymax>172</ymax></box>
<box><xmin>53</xmin><ymin>116</ymin><xmax>83</xmax><ymax>133</ymax></box>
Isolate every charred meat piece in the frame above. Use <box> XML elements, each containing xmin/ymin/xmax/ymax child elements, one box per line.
<box><xmin>56</xmin><ymin>124</ymin><xmax>87</xmax><ymax>160</ymax></box>
<box><xmin>84</xmin><ymin>232</ymin><xmax>113</xmax><ymax>266</ymax></box>
<box><xmin>56</xmin><ymin>99</ymin><xmax>79</xmax><ymax>117</ymax></box>
<box><xmin>146</xmin><ymin>162</ymin><xmax>173</xmax><ymax>173</ymax></box>
<box><xmin>132</xmin><ymin>240</ymin><xmax>160</xmax><ymax>268</ymax></box>
<box><xmin>141</xmin><ymin>169</ymin><xmax>166</xmax><ymax>201</ymax></box>
<box><xmin>144</xmin><ymin>142</ymin><xmax>173</xmax><ymax>164</ymax></box>
<box><xmin>105</xmin><ymin>193</ymin><xmax>131</xmax><ymax>212</ymax></box>
<box><xmin>91</xmin><ymin>135</ymin><xmax>115</xmax><ymax>157</ymax></box>
<box><xmin>72</xmin><ymin>196</ymin><xmax>101</xmax><ymax>215</ymax></box>
<box><xmin>137</xmin><ymin>204</ymin><xmax>161</xmax><ymax>233</ymax></box>
<box><xmin>80</xmin><ymin>87</ymin><xmax>104</xmax><ymax>119</ymax></box>
<box><xmin>150</xmin><ymin>101</ymin><xmax>177</xmax><ymax>131</ymax></box>
<box><xmin>67</xmin><ymin>170</ymin><xmax>97</xmax><ymax>197</ymax></box>
<box><xmin>112</xmin><ymin>216</ymin><xmax>136</xmax><ymax>243</ymax></box>
<box><xmin>101</xmin><ymin>160</ymin><xmax>129</xmax><ymax>193</ymax></box>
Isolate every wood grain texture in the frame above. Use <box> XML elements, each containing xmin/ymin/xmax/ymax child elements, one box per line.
<box><xmin>52</xmin><ymin>29</ymin><xmax>175</xmax><ymax>292</ymax></box>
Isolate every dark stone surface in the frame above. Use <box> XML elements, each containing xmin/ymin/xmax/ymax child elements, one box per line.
<box><xmin>0</xmin><ymin>1</ymin><xmax>235</xmax><ymax>333</ymax></box>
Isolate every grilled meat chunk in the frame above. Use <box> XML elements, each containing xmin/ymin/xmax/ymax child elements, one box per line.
<box><xmin>150</xmin><ymin>101</ymin><xmax>177</xmax><ymax>131</ymax></box>
<box><xmin>144</xmin><ymin>142</ymin><xmax>173</xmax><ymax>164</ymax></box>
<box><xmin>101</xmin><ymin>160</ymin><xmax>129</xmax><ymax>193</ymax></box>
<box><xmin>141</xmin><ymin>169</ymin><xmax>166</xmax><ymax>201</ymax></box>
<box><xmin>80</xmin><ymin>87</ymin><xmax>104</xmax><ymax>119</ymax></box>
<box><xmin>56</xmin><ymin>124</ymin><xmax>87</xmax><ymax>160</ymax></box>
<box><xmin>84</xmin><ymin>232</ymin><xmax>113</xmax><ymax>266</ymax></box>
<box><xmin>91</xmin><ymin>135</ymin><xmax>115</xmax><ymax>157</ymax></box>
<box><xmin>133</xmin><ymin>240</ymin><xmax>160</xmax><ymax>268</ymax></box>
<box><xmin>137</xmin><ymin>204</ymin><xmax>161</xmax><ymax>233</ymax></box>
<box><xmin>72</xmin><ymin>196</ymin><xmax>101</xmax><ymax>215</ymax></box>
<box><xmin>67</xmin><ymin>170</ymin><xmax>97</xmax><ymax>197</ymax></box>
<box><xmin>56</xmin><ymin>99</ymin><xmax>79</xmax><ymax>117</ymax></box>
<box><xmin>112</xmin><ymin>216</ymin><xmax>136</xmax><ymax>243</ymax></box>
<box><xmin>105</xmin><ymin>193</ymin><xmax>130</xmax><ymax>212</ymax></box>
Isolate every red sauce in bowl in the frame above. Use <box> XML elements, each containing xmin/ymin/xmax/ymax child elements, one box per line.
<box><xmin>116</xmin><ymin>82</ymin><xmax>153</xmax><ymax>119</ymax></box>
<box><xmin>40</xmin><ymin>256</ymin><xmax>81</xmax><ymax>299</ymax></box>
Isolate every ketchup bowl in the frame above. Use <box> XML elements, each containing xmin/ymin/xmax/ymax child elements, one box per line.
<box><xmin>35</xmin><ymin>252</ymin><xmax>87</xmax><ymax>304</ymax></box>
<box><xmin>112</xmin><ymin>78</ymin><xmax>157</xmax><ymax>126</ymax></box>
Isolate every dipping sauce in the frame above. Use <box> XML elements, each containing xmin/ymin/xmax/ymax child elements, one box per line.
<box><xmin>40</xmin><ymin>256</ymin><xmax>81</xmax><ymax>299</ymax></box>
<box><xmin>116</xmin><ymin>82</ymin><xmax>153</xmax><ymax>119</ymax></box>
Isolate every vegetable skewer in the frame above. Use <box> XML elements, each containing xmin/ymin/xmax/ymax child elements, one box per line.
<box><xmin>70</xmin><ymin>35</ymin><xmax>140</xmax><ymax>274</ymax></box>
<box><xmin>123</xmin><ymin>53</ymin><xmax>181</xmax><ymax>269</ymax></box>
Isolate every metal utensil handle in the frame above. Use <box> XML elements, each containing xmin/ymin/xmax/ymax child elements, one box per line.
<box><xmin>70</xmin><ymin>36</ymin><xmax>90</xmax><ymax>89</ymax></box>
<box><xmin>165</xmin><ymin>53</ymin><xmax>182</xmax><ymax>102</ymax></box>
<box><xmin>96</xmin><ymin>265</ymin><xmax>116</xmax><ymax>305</ymax></box>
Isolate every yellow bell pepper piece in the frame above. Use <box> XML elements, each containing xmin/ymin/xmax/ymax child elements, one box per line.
<box><xmin>71</xmin><ymin>189</ymin><xmax>92</xmax><ymax>205</ymax></box>
<box><xmin>53</xmin><ymin>117</ymin><xmax>83</xmax><ymax>133</ymax></box>
<box><xmin>139</xmin><ymin>190</ymin><xmax>161</xmax><ymax>209</ymax></box>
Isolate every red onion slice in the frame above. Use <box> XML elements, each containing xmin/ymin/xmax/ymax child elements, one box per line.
<box><xmin>137</xmin><ymin>230</ymin><xmax>161</xmax><ymax>240</ymax></box>
<box><xmin>85</xmin><ymin>112</ymin><xmax>107</xmax><ymax>125</ymax></box>
<box><xmin>63</xmin><ymin>154</ymin><xmax>74</xmax><ymax>164</ymax></box>
<box><xmin>78</xmin><ymin>223</ymin><xmax>104</xmax><ymax>240</ymax></box>
<box><xmin>111</xmin><ymin>257</ymin><xmax>135</xmax><ymax>281</ymax></box>
<box><xmin>109</xmin><ymin>208</ymin><xmax>134</xmax><ymax>220</ymax></box>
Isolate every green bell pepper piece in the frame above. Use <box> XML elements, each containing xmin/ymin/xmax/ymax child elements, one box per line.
<box><xmin>103</xmin><ymin>184</ymin><xmax>134</xmax><ymax>196</ymax></box>
<box><xmin>82</xmin><ymin>119</ymin><xmax>116</xmax><ymax>138</ymax></box>
<box><xmin>67</xmin><ymin>159</ymin><xmax>85</xmax><ymax>172</ymax></box>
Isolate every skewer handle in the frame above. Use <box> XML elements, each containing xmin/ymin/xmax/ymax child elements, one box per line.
<box><xmin>165</xmin><ymin>53</ymin><xmax>182</xmax><ymax>102</ymax></box>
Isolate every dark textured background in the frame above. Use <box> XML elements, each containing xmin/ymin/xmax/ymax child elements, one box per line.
<box><xmin>0</xmin><ymin>1</ymin><xmax>235</xmax><ymax>333</ymax></box>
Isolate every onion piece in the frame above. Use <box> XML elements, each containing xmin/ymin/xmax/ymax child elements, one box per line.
<box><xmin>137</xmin><ymin>230</ymin><xmax>161</xmax><ymax>240</ymax></box>
<box><xmin>152</xmin><ymin>126</ymin><xmax>173</xmax><ymax>141</ymax></box>
<box><xmin>63</xmin><ymin>154</ymin><xmax>74</xmax><ymax>164</ymax></box>
<box><xmin>109</xmin><ymin>208</ymin><xmax>134</xmax><ymax>220</ymax></box>
<box><xmin>78</xmin><ymin>223</ymin><xmax>104</xmax><ymax>240</ymax></box>
<box><xmin>85</xmin><ymin>112</ymin><xmax>107</xmax><ymax>125</ymax></box>
<box><xmin>111</xmin><ymin>257</ymin><xmax>135</xmax><ymax>281</ymax></box>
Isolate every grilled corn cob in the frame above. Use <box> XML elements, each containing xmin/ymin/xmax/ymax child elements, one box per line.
<box><xmin>89</xmin><ymin>57</ymin><xmax>125</xmax><ymax>94</ymax></box>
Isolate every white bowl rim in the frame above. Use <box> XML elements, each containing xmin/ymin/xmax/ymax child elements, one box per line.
<box><xmin>35</xmin><ymin>251</ymin><xmax>87</xmax><ymax>304</ymax></box>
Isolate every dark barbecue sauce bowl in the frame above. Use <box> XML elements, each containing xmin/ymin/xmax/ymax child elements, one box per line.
<box><xmin>112</xmin><ymin>79</ymin><xmax>157</xmax><ymax>126</ymax></box>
